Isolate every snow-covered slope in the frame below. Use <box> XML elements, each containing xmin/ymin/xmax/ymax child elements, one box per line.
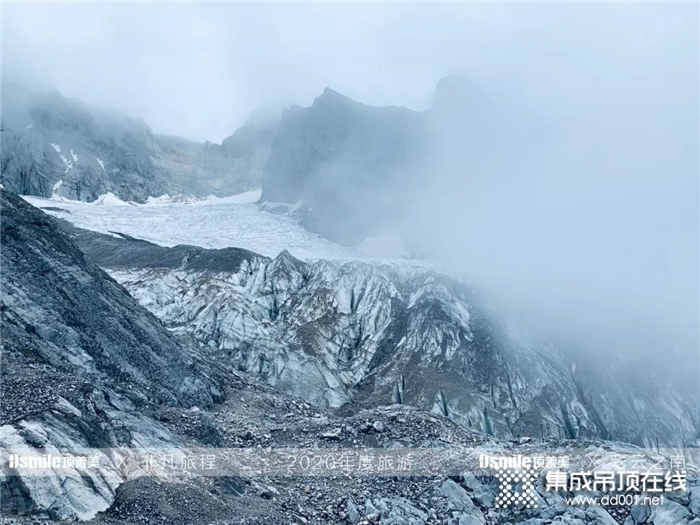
<box><xmin>22</xmin><ymin>192</ymin><xmax>415</xmax><ymax>262</ymax></box>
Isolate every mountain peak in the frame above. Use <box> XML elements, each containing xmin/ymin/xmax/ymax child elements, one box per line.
<box><xmin>315</xmin><ymin>87</ymin><xmax>354</xmax><ymax>105</ymax></box>
<box><xmin>321</xmin><ymin>86</ymin><xmax>342</xmax><ymax>97</ymax></box>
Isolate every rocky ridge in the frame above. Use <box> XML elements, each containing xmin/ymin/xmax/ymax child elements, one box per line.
<box><xmin>0</xmin><ymin>83</ymin><xmax>277</xmax><ymax>203</ymax></box>
<box><xmin>0</xmin><ymin>189</ymin><xmax>224</xmax><ymax>519</ymax></box>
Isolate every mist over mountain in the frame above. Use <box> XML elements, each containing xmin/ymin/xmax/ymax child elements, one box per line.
<box><xmin>260</xmin><ymin>87</ymin><xmax>422</xmax><ymax>244</ymax></box>
<box><xmin>1</xmin><ymin>3</ymin><xmax>698</xmax><ymax>524</ymax></box>
<box><xmin>3</xmin><ymin>72</ymin><xmax>698</xmax><ymax>417</ymax></box>
<box><xmin>258</xmin><ymin>75</ymin><xmax>535</xmax><ymax>247</ymax></box>
<box><xmin>0</xmin><ymin>82</ymin><xmax>277</xmax><ymax>202</ymax></box>
<box><xmin>4</xmin><ymin>184</ymin><xmax>698</xmax><ymax>522</ymax></box>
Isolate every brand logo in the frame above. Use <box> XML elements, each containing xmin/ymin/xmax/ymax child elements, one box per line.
<box><xmin>479</xmin><ymin>454</ymin><xmax>540</xmax><ymax>508</ymax></box>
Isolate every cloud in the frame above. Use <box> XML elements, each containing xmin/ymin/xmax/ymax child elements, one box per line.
<box><xmin>7</xmin><ymin>3</ymin><xmax>692</xmax><ymax>142</ymax></box>
<box><xmin>395</xmin><ymin>2</ymin><xmax>699</xmax><ymax>364</ymax></box>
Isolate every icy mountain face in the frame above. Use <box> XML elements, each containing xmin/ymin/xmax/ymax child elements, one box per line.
<box><xmin>0</xmin><ymin>189</ymin><xmax>224</xmax><ymax>518</ymax></box>
<box><xmin>67</xmin><ymin>227</ymin><xmax>698</xmax><ymax>448</ymax></box>
<box><xmin>0</xmin><ymin>83</ymin><xmax>276</xmax><ymax>202</ymax></box>
<box><xmin>261</xmin><ymin>87</ymin><xmax>422</xmax><ymax>245</ymax></box>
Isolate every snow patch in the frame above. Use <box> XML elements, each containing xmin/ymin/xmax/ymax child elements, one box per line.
<box><xmin>71</xmin><ymin>150</ymin><xmax>78</xmax><ymax>162</ymax></box>
<box><xmin>52</xmin><ymin>179</ymin><xmax>63</xmax><ymax>192</ymax></box>
<box><xmin>95</xmin><ymin>157</ymin><xmax>106</xmax><ymax>172</ymax></box>
<box><xmin>92</xmin><ymin>192</ymin><xmax>134</xmax><ymax>206</ymax></box>
<box><xmin>259</xmin><ymin>198</ymin><xmax>304</xmax><ymax>214</ymax></box>
<box><xmin>145</xmin><ymin>189</ymin><xmax>262</xmax><ymax>206</ymax></box>
<box><xmin>194</xmin><ymin>189</ymin><xmax>263</xmax><ymax>206</ymax></box>
<box><xmin>145</xmin><ymin>194</ymin><xmax>202</xmax><ymax>206</ymax></box>
<box><xmin>26</xmin><ymin>123</ymin><xmax>33</xmax><ymax>129</ymax></box>
<box><xmin>51</xmin><ymin>143</ymin><xmax>73</xmax><ymax>173</ymax></box>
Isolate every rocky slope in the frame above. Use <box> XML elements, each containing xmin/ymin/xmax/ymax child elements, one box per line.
<box><xmin>63</xmin><ymin>222</ymin><xmax>699</xmax><ymax>449</ymax></box>
<box><xmin>0</xmin><ymin>83</ymin><xmax>276</xmax><ymax>202</ymax></box>
<box><xmin>154</xmin><ymin>107</ymin><xmax>279</xmax><ymax>198</ymax></box>
<box><xmin>0</xmin><ymin>189</ymin><xmax>224</xmax><ymax>518</ymax></box>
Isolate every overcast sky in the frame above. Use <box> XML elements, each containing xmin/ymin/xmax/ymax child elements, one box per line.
<box><xmin>4</xmin><ymin>2</ymin><xmax>695</xmax><ymax>142</ymax></box>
